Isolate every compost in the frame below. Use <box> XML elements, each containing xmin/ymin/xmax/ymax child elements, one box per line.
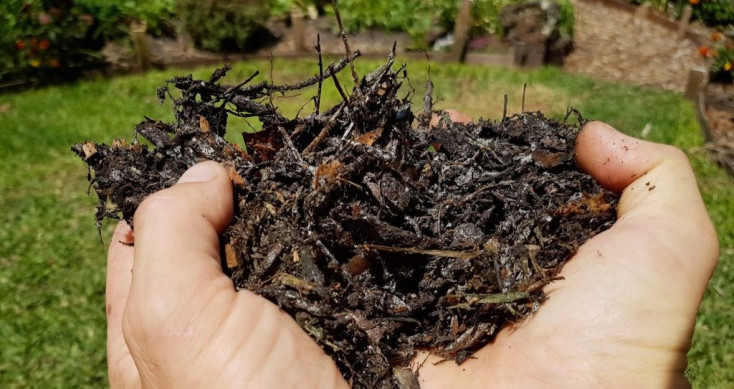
<box><xmin>73</xmin><ymin>50</ymin><xmax>618</xmax><ymax>388</ymax></box>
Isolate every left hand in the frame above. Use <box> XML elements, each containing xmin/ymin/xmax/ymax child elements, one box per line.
<box><xmin>106</xmin><ymin>161</ymin><xmax>348</xmax><ymax>388</ymax></box>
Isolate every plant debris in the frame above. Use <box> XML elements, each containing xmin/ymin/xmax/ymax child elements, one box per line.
<box><xmin>73</xmin><ymin>51</ymin><xmax>618</xmax><ymax>387</ymax></box>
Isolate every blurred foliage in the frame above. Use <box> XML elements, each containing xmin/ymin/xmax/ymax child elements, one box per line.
<box><xmin>0</xmin><ymin>0</ymin><xmax>175</xmax><ymax>84</ymax></box>
<box><xmin>699</xmin><ymin>32</ymin><xmax>734</xmax><ymax>83</ymax></box>
<box><xmin>681</xmin><ymin>0</ymin><xmax>734</xmax><ymax>27</ymax></box>
<box><xmin>175</xmin><ymin>0</ymin><xmax>272</xmax><ymax>52</ymax></box>
<box><xmin>1</xmin><ymin>0</ymin><xmax>578</xmax><ymax>84</ymax></box>
<box><xmin>634</xmin><ymin>0</ymin><xmax>734</xmax><ymax>27</ymax></box>
<box><xmin>1</xmin><ymin>0</ymin><xmax>107</xmax><ymax>83</ymax></box>
<box><xmin>291</xmin><ymin>0</ymin><xmax>575</xmax><ymax>49</ymax></box>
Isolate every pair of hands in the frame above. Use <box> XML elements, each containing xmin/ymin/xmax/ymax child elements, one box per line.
<box><xmin>106</xmin><ymin>120</ymin><xmax>718</xmax><ymax>388</ymax></box>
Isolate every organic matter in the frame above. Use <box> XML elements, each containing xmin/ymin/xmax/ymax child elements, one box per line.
<box><xmin>73</xmin><ymin>52</ymin><xmax>617</xmax><ymax>388</ymax></box>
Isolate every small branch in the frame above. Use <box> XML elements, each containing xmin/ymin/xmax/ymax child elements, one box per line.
<box><xmin>563</xmin><ymin>107</ymin><xmax>584</xmax><ymax>124</ymax></box>
<box><xmin>239</xmin><ymin>52</ymin><xmax>360</xmax><ymax>96</ymax></box>
<box><xmin>268</xmin><ymin>50</ymin><xmax>275</xmax><ymax>109</ymax></box>
<box><xmin>418</xmin><ymin>71</ymin><xmax>433</xmax><ymax>130</ymax></box>
<box><xmin>218</xmin><ymin>71</ymin><xmax>261</xmax><ymax>127</ymax></box>
<box><xmin>521</xmin><ymin>83</ymin><xmax>527</xmax><ymax>114</ymax></box>
<box><xmin>364</xmin><ymin>45</ymin><xmax>396</xmax><ymax>96</ymax></box>
<box><xmin>304</xmin><ymin>104</ymin><xmax>345</xmax><ymax>154</ymax></box>
<box><xmin>208</xmin><ymin>64</ymin><xmax>231</xmax><ymax>83</ymax></box>
<box><xmin>331</xmin><ymin>0</ymin><xmax>362</xmax><ymax>101</ymax></box>
<box><xmin>315</xmin><ymin>34</ymin><xmax>323</xmax><ymax>115</ymax></box>
<box><xmin>331</xmin><ymin>72</ymin><xmax>349</xmax><ymax>104</ymax></box>
<box><xmin>362</xmin><ymin>244</ymin><xmax>478</xmax><ymax>260</ymax></box>
<box><xmin>446</xmin><ymin>292</ymin><xmax>531</xmax><ymax>309</ymax></box>
<box><xmin>502</xmin><ymin>94</ymin><xmax>508</xmax><ymax>121</ymax></box>
<box><xmin>224</xmin><ymin>71</ymin><xmax>260</xmax><ymax>95</ymax></box>
<box><xmin>276</xmin><ymin>125</ymin><xmax>303</xmax><ymax>162</ymax></box>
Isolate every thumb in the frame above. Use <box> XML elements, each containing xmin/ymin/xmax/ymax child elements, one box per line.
<box><xmin>575</xmin><ymin>121</ymin><xmax>718</xmax><ymax>286</ymax></box>
<box><xmin>123</xmin><ymin>161</ymin><xmax>234</xmax><ymax>358</ymax></box>
<box><xmin>121</xmin><ymin>163</ymin><xmax>348</xmax><ymax>388</ymax></box>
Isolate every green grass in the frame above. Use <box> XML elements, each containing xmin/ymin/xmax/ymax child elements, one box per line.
<box><xmin>1</xmin><ymin>59</ymin><xmax>732</xmax><ymax>388</ymax></box>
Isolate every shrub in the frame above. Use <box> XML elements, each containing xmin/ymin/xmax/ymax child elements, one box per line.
<box><xmin>699</xmin><ymin>32</ymin><xmax>734</xmax><ymax>83</ymax></box>
<box><xmin>1</xmin><ymin>0</ymin><xmax>107</xmax><ymax>84</ymax></box>
<box><xmin>685</xmin><ymin>0</ymin><xmax>734</xmax><ymax>27</ymax></box>
<box><xmin>281</xmin><ymin>0</ymin><xmax>574</xmax><ymax>49</ymax></box>
<box><xmin>115</xmin><ymin>0</ymin><xmax>176</xmax><ymax>36</ymax></box>
<box><xmin>176</xmin><ymin>0</ymin><xmax>272</xmax><ymax>52</ymax></box>
<box><xmin>74</xmin><ymin>0</ymin><xmax>177</xmax><ymax>38</ymax></box>
<box><xmin>0</xmin><ymin>0</ymin><xmax>176</xmax><ymax>85</ymax></box>
<box><xmin>556</xmin><ymin>0</ymin><xmax>575</xmax><ymax>38</ymax></box>
<box><xmin>472</xmin><ymin>0</ymin><xmax>517</xmax><ymax>36</ymax></box>
<box><xmin>319</xmin><ymin>0</ymin><xmax>455</xmax><ymax>48</ymax></box>
<box><xmin>646</xmin><ymin>0</ymin><xmax>734</xmax><ymax>27</ymax></box>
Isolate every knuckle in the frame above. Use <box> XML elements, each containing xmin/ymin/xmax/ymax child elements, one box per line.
<box><xmin>133</xmin><ymin>188</ymin><xmax>185</xmax><ymax>225</ymax></box>
<box><xmin>660</xmin><ymin>144</ymin><xmax>690</xmax><ymax>165</ymax></box>
<box><xmin>122</xmin><ymin>298</ymin><xmax>178</xmax><ymax>344</ymax></box>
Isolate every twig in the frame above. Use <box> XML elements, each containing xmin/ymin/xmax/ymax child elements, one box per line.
<box><xmin>419</xmin><ymin>72</ymin><xmax>434</xmax><ymax>130</ymax></box>
<box><xmin>563</xmin><ymin>107</ymin><xmax>584</xmax><ymax>124</ymax></box>
<box><xmin>304</xmin><ymin>104</ymin><xmax>345</xmax><ymax>154</ymax></box>
<box><xmin>365</xmin><ymin>43</ymin><xmax>396</xmax><ymax>95</ymax></box>
<box><xmin>447</xmin><ymin>292</ymin><xmax>531</xmax><ymax>309</ymax></box>
<box><xmin>240</xmin><ymin>52</ymin><xmax>360</xmax><ymax>95</ymax></box>
<box><xmin>331</xmin><ymin>72</ymin><xmax>349</xmax><ymax>104</ymax></box>
<box><xmin>362</xmin><ymin>244</ymin><xmax>478</xmax><ymax>260</ymax></box>
<box><xmin>208</xmin><ymin>63</ymin><xmax>232</xmax><ymax>83</ymax></box>
<box><xmin>275</xmin><ymin>125</ymin><xmax>303</xmax><ymax>162</ymax></box>
<box><xmin>218</xmin><ymin>70</ymin><xmax>260</xmax><ymax>127</ymax></box>
<box><xmin>502</xmin><ymin>94</ymin><xmax>508</xmax><ymax>121</ymax></box>
<box><xmin>521</xmin><ymin>83</ymin><xmax>527</xmax><ymax>114</ymax></box>
<box><xmin>224</xmin><ymin>71</ymin><xmax>260</xmax><ymax>95</ymax></box>
<box><xmin>332</xmin><ymin>0</ymin><xmax>362</xmax><ymax>101</ymax></box>
<box><xmin>268</xmin><ymin>50</ymin><xmax>275</xmax><ymax>108</ymax></box>
<box><xmin>315</xmin><ymin>34</ymin><xmax>323</xmax><ymax>115</ymax></box>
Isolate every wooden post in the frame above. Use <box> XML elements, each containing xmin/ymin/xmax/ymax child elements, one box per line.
<box><xmin>449</xmin><ymin>0</ymin><xmax>473</xmax><ymax>63</ymax></box>
<box><xmin>175</xmin><ymin>21</ymin><xmax>193</xmax><ymax>53</ymax></box>
<box><xmin>696</xmin><ymin>93</ymin><xmax>713</xmax><ymax>143</ymax></box>
<box><xmin>130</xmin><ymin>21</ymin><xmax>152</xmax><ymax>72</ymax></box>
<box><xmin>685</xmin><ymin>67</ymin><xmax>713</xmax><ymax>143</ymax></box>
<box><xmin>291</xmin><ymin>6</ymin><xmax>306</xmax><ymax>53</ymax></box>
<box><xmin>678</xmin><ymin>5</ymin><xmax>693</xmax><ymax>37</ymax></box>
<box><xmin>685</xmin><ymin>67</ymin><xmax>707</xmax><ymax>102</ymax></box>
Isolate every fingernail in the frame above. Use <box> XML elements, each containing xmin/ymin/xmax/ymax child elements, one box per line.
<box><xmin>178</xmin><ymin>162</ymin><xmax>216</xmax><ymax>184</ymax></box>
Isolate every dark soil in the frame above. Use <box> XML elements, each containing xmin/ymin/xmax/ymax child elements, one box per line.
<box><xmin>73</xmin><ymin>51</ymin><xmax>618</xmax><ymax>388</ymax></box>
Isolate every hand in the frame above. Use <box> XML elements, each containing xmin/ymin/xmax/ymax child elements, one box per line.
<box><xmin>413</xmin><ymin>120</ymin><xmax>719</xmax><ymax>388</ymax></box>
<box><xmin>106</xmin><ymin>162</ymin><xmax>347</xmax><ymax>388</ymax></box>
<box><xmin>107</xmin><ymin>120</ymin><xmax>718</xmax><ymax>389</ymax></box>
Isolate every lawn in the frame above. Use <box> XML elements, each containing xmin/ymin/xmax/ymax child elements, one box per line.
<box><xmin>0</xmin><ymin>58</ymin><xmax>732</xmax><ymax>388</ymax></box>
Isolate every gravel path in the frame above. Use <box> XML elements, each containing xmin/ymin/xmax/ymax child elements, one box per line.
<box><xmin>565</xmin><ymin>0</ymin><xmax>704</xmax><ymax>92</ymax></box>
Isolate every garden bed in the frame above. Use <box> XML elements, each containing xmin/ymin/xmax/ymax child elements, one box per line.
<box><xmin>566</xmin><ymin>0</ymin><xmax>734</xmax><ymax>177</ymax></box>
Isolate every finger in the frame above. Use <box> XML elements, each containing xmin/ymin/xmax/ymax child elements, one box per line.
<box><xmin>520</xmin><ymin>123</ymin><xmax>719</xmax><ymax>382</ymax></box>
<box><xmin>125</xmin><ymin>161</ymin><xmax>234</xmax><ymax>328</ymax></box>
<box><xmin>575</xmin><ymin>121</ymin><xmax>718</xmax><ymax>287</ymax></box>
<box><xmin>122</xmin><ymin>162</ymin><xmax>347</xmax><ymax>387</ymax></box>
<box><xmin>106</xmin><ymin>221</ymin><xmax>140</xmax><ymax>386</ymax></box>
<box><xmin>430</xmin><ymin>109</ymin><xmax>472</xmax><ymax>126</ymax></box>
<box><xmin>576</xmin><ymin>120</ymin><xmax>665</xmax><ymax>192</ymax></box>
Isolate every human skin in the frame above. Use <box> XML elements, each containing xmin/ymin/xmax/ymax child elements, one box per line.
<box><xmin>106</xmin><ymin>120</ymin><xmax>718</xmax><ymax>388</ymax></box>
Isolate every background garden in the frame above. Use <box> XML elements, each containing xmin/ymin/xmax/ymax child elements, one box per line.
<box><xmin>1</xmin><ymin>0</ymin><xmax>733</xmax><ymax>387</ymax></box>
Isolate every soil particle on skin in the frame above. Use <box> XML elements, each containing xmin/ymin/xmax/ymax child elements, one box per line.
<box><xmin>73</xmin><ymin>53</ymin><xmax>618</xmax><ymax>388</ymax></box>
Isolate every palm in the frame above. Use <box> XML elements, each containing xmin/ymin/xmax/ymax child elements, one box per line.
<box><xmin>415</xmin><ymin>223</ymin><xmax>700</xmax><ymax>388</ymax></box>
<box><xmin>108</xmin><ymin>122</ymin><xmax>717</xmax><ymax>389</ymax></box>
<box><xmin>414</xmin><ymin>121</ymin><xmax>717</xmax><ymax>388</ymax></box>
